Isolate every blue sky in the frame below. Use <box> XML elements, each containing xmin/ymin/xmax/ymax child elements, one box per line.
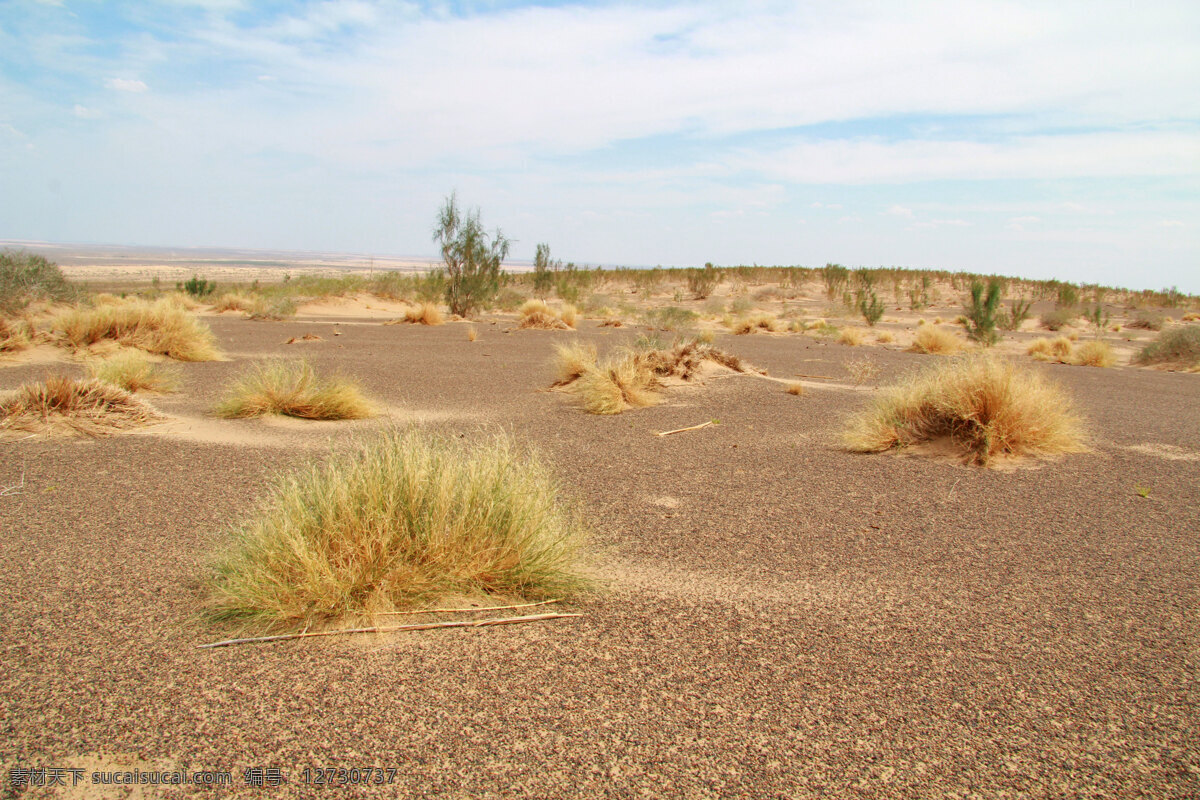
<box><xmin>1</xmin><ymin>0</ymin><xmax>1197</xmax><ymax>292</ymax></box>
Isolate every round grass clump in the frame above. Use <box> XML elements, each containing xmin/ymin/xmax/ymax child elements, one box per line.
<box><xmin>1135</xmin><ymin>326</ymin><xmax>1200</xmax><ymax>370</ymax></box>
<box><xmin>843</xmin><ymin>355</ymin><xmax>1086</xmax><ymax>466</ymax></box>
<box><xmin>204</xmin><ymin>429</ymin><xmax>589</xmax><ymax>631</ymax></box>
<box><xmin>214</xmin><ymin>359</ymin><xmax>373</xmax><ymax>420</ymax></box>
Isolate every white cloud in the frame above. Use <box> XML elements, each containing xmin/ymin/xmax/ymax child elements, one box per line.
<box><xmin>886</xmin><ymin>205</ymin><xmax>915</xmax><ymax>218</ymax></box>
<box><xmin>105</xmin><ymin>78</ymin><xmax>148</xmax><ymax>93</ymax></box>
<box><xmin>740</xmin><ymin>132</ymin><xmax>1198</xmax><ymax>185</ymax></box>
<box><xmin>73</xmin><ymin>104</ymin><xmax>102</xmax><ymax>119</ymax></box>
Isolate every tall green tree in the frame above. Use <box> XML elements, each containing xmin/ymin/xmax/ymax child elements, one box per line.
<box><xmin>433</xmin><ymin>193</ymin><xmax>511</xmax><ymax>317</ymax></box>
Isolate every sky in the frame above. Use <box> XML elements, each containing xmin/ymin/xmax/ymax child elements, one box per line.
<box><xmin>1</xmin><ymin>0</ymin><xmax>1197</xmax><ymax>292</ymax></box>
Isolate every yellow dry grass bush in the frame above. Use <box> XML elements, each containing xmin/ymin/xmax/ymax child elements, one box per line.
<box><xmin>910</xmin><ymin>325</ymin><xmax>963</xmax><ymax>355</ymax></box>
<box><xmin>387</xmin><ymin>302</ymin><xmax>445</xmax><ymax>326</ymax></box>
<box><xmin>572</xmin><ymin>353</ymin><xmax>660</xmax><ymax>414</ymax></box>
<box><xmin>0</xmin><ymin>375</ymin><xmax>163</xmax><ymax>437</ymax></box>
<box><xmin>552</xmin><ymin>340</ymin><xmax>598</xmax><ymax>386</ymax></box>
<box><xmin>52</xmin><ymin>299</ymin><xmax>220</xmax><ymax>361</ymax></box>
<box><xmin>214</xmin><ymin>360</ymin><xmax>374</xmax><ymax>420</ymax></box>
<box><xmin>518</xmin><ymin>299</ymin><xmax>575</xmax><ymax>330</ymax></box>
<box><xmin>88</xmin><ymin>350</ymin><xmax>181</xmax><ymax>393</ymax></box>
<box><xmin>407</xmin><ymin>302</ymin><xmax>445</xmax><ymax>325</ymax></box>
<box><xmin>731</xmin><ymin>313</ymin><xmax>779</xmax><ymax>334</ymax></box>
<box><xmin>212</xmin><ymin>292</ymin><xmax>259</xmax><ymax>313</ymax></box>
<box><xmin>842</xmin><ymin>355</ymin><xmax>1086</xmax><ymax>466</ymax></box>
<box><xmin>876</xmin><ymin>331</ymin><xmax>894</xmax><ymax>344</ymax></box>
<box><xmin>1070</xmin><ymin>340</ymin><xmax>1116</xmax><ymax>368</ymax></box>
<box><xmin>560</xmin><ymin>303</ymin><xmax>579</xmax><ymax>328</ymax></box>
<box><xmin>203</xmin><ymin>429</ymin><xmax>589</xmax><ymax>632</ymax></box>
<box><xmin>785</xmin><ymin>381</ymin><xmax>805</xmax><ymax>396</ymax></box>
<box><xmin>1026</xmin><ymin>336</ymin><xmax>1074</xmax><ymax>362</ymax></box>
<box><xmin>838</xmin><ymin>327</ymin><xmax>866</xmax><ymax>346</ymax></box>
<box><xmin>466</xmin><ymin>325</ymin><xmax>478</xmax><ymax>342</ymax></box>
<box><xmin>0</xmin><ymin>317</ymin><xmax>31</xmax><ymax>352</ymax></box>
<box><xmin>555</xmin><ymin>339</ymin><xmax>745</xmax><ymax>414</ymax></box>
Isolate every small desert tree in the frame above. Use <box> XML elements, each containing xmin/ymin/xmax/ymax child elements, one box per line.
<box><xmin>965</xmin><ymin>278</ymin><xmax>1002</xmax><ymax>346</ymax></box>
<box><xmin>433</xmin><ymin>193</ymin><xmax>511</xmax><ymax>317</ymax></box>
<box><xmin>532</xmin><ymin>243</ymin><xmax>560</xmax><ymax>299</ymax></box>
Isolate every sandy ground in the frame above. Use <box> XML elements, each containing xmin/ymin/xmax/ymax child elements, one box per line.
<box><xmin>1</xmin><ymin>297</ymin><xmax>1199</xmax><ymax>798</ymax></box>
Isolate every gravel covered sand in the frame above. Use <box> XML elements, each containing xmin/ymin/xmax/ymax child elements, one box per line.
<box><xmin>2</xmin><ymin>310</ymin><xmax>1198</xmax><ymax>798</ymax></box>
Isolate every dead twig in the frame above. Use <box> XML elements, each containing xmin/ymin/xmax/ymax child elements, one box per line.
<box><xmin>1</xmin><ymin>466</ymin><xmax>25</xmax><ymax>497</ymax></box>
<box><xmin>793</xmin><ymin>372</ymin><xmax>836</xmax><ymax>380</ymax></box>
<box><xmin>377</xmin><ymin>598</ymin><xmax>559</xmax><ymax>616</ymax></box>
<box><xmin>656</xmin><ymin>420</ymin><xmax>715</xmax><ymax>437</ymax></box>
<box><xmin>197</xmin><ymin>612</ymin><xmax>580</xmax><ymax>649</ymax></box>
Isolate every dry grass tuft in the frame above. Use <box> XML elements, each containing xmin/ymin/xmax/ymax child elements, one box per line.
<box><xmin>553</xmin><ymin>339</ymin><xmax>745</xmax><ymax>414</ymax></box>
<box><xmin>785</xmin><ymin>381</ymin><xmax>805</xmax><ymax>396</ymax></box>
<box><xmin>466</xmin><ymin>325</ymin><xmax>478</xmax><ymax>342</ymax></box>
<box><xmin>909</xmin><ymin>325</ymin><xmax>964</xmax><ymax>355</ymax></box>
<box><xmin>551</xmin><ymin>340</ymin><xmax>599</xmax><ymax>386</ymax></box>
<box><xmin>842</xmin><ymin>355</ymin><xmax>1086</xmax><ymax>466</ymax></box>
<box><xmin>1070</xmin><ymin>340</ymin><xmax>1116</xmax><ymax>368</ymax></box>
<box><xmin>518</xmin><ymin>299</ymin><xmax>575</xmax><ymax>330</ymax></box>
<box><xmin>214</xmin><ymin>360</ymin><xmax>374</xmax><ymax>420</ymax></box>
<box><xmin>838</xmin><ymin>327</ymin><xmax>866</xmax><ymax>346</ymax></box>
<box><xmin>51</xmin><ymin>299</ymin><xmax>220</xmax><ymax>361</ymax></box>
<box><xmin>572</xmin><ymin>354</ymin><xmax>660</xmax><ymax>414</ymax></box>
<box><xmin>0</xmin><ymin>317</ymin><xmax>32</xmax><ymax>353</ymax></box>
<box><xmin>1027</xmin><ymin>336</ymin><xmax>1074</xmax><ymax>362</ymax></box>
<box><xmin>211</xmin><ymin>292</ymin><xmax>259</xmax><ymax>313</ymax></box>
<box><xmin>876</xmin><ymin>331</ymin><xmax>895</xmax><ymax>344</ymax></box>
<box><xmin>1</xmin><ymin>375</ymin><xmax>163</xmax><ymax>437</ymax></box>
<box><xmin>88</xmin><ymin>351</ymin><xmax>181</xmax><ymax>393</ymax></box>
<box><xmin>385</xmin><ymin>302</ymin><xmax>445</xmax><ymax>326</ymax></box>
<box><xmin>731</xmin><ymin>313</ymin><xmax>779</xmax><ymax>334</ymax></box>
<box><xmin>203</xmin><ymin>429</ymin><xmax>589</xmax><ymax>632</ymax></box>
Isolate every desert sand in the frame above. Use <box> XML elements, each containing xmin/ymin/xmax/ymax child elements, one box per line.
<box><xmin>1</xmin><ymin>277</ymin><xmax>1198</xmax><ymax>798</ymax></box>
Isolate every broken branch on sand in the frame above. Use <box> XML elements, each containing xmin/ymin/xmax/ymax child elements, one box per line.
<box><xmin>197</xmin><ymin>612</ymin><xmax>581</xmax><ymax>649</ymax></box>
<box><xmin>655</xmin><ymin>420</ymin><xmax>715</xmax><ymax>437</ymax></box>
<box><xmin>377</xmin><ymin>598</ymin><xmax>560</xmax><ymax>616</ymax></box>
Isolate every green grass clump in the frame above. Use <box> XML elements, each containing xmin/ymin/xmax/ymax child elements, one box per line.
<box><xmin>52</xmin><ymin>298</ymin><xmax>220</xmax><ymax>361</ymax></box>
<box><xmin>1135</xmin><ymin>326</ymin><xmax>1200</xmax><ymax>370</ymax></box>
<box><xmin>0</xmin><ymin>250</ymin><xmax>77</xmax><ymax>313</ymax></box>
<box><xmin>843</xmin><ymin>355</ymin><xmax>1086</xmax><ymax>466</ymax></box>
<box><xmin>88</xmin><ymin>351</ymin><xmax>182</xmax><ymax>393</ymax></box>
<box><xmin>203</xmin><ymin>429</ymin><xmax>588</xmax><ymax>631</ymax></box>
<box><xmin>214</xmin><ymin>360</ymin><xmax>374</xmax><ymax>420</ymax></box>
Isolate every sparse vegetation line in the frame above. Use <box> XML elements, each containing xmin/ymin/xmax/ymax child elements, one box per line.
<box><xmin>197</xmin><ymin>612</ymin><xmax>582</xmax><ymax>649</ymax></box>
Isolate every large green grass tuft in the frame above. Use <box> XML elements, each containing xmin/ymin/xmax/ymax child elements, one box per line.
<box><xmin>203</xmin><ymin>429</ymin><xmax>589</xmax><ymax>631</ymax></box>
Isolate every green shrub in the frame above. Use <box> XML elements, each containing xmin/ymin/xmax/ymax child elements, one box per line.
<box><xmin>0</xmin><ymin>250</ymin><xmax>76</xmax><ymax>313</ymax></box>
<box><xmin>687</xmin><ymin>263</ymin><xmax>721</xmax><ymax>299</ymax></box>
<box><xmin>1001</xmin><ymin>297</ymin><xmax>1032</xmax><ymax>330</ymax></box>
<box><xmin>1127</xmin><ymin>311</ymin><xmax>1165</xmax><ymax>331</ymax></box>
<box><xmin>1040</xmin><ymin>308</ymin><xmax>1076</xmax><ymax>331</ymax></box>
<box><xmin>964</xmin><ymin>279</ymin><xmax>1002</xmax><ymax>345</ymax></box>
<box><xmin>203</xmin><ymin>429</ymin><xmax>589</xmax><ymax>631</ymax></box>
<box><xmin>823</xmin><ymin>263</ymin><xmax>849</xmax><ymax>300</ymax></box>
<box><xmin>1135</xmin><ymin>326</ymin><xmax>1200</xmax><ymax>369</ymax></box>
<box><xmin>178</xmin><ymin>274</ymin><xmax>217</xmax><ymax>298</ymax></box>
<box><xmin>532</xmin><ymin>243</ymin><xmax>559</xmax><ymax>299</ymax></box>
